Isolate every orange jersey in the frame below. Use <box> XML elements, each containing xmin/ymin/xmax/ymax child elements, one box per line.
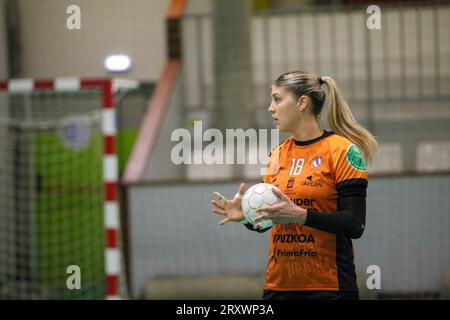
<box><xmin>262</xmin><ymin>131</ymin><xmax>368</xmax><ymax>292</ymax></box>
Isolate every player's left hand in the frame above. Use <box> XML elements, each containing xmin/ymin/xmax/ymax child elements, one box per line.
<box><xmin>253</xmin><ymin>187</ymin><xmax>307</xmax><ymax>226</ymax></box>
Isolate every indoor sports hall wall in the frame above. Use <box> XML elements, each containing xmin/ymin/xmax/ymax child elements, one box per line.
<box><xmin>0</xmin><ymin>0</ymin><xmax>7</xmax><ymax>79</ymax></box>
<box><xmin>128</xmin><ymin>175</ymin><xmax>450</xmax><ymax>299</ymax></box>
<box><xmin>13</xmin><ymin>0</ymin><xmax>169</xmax><ymax>81</ymax></box>
<box><xmin>179</xmin><ymin>3</ymin><xmax>450</xmax><ymax>178</ymax></box>
<box><xmin>354</xmin><ymin>175</ymin><xmax>450</xmax><ymax>294</ymax></box>
<box><xmin>182</xmin><ymin>5</ymin><xmax>450</xmax><ymax>123</ymax></box>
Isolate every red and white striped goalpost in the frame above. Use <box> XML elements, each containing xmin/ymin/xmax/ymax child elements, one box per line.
<box><xmin>0</xmin><ymin>78</ymin><xmax>138</xmax><ymax>300</ymax></box>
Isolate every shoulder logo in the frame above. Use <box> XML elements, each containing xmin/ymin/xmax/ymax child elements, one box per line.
<box><xmin>346</xmin><ymin>144</ymin><xmax>367</xmax><ymax>171</ymax></box>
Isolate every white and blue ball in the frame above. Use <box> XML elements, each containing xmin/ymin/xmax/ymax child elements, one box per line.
<box><xmin>241</xmin><ymin>183</ymin><xmax>281</xmax><ymax>229</ymax></box>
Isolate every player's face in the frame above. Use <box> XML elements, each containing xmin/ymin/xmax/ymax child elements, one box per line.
<box><xmin>268</xmin><ymin>85</ymin><xmax>301</xmax><ymax>132</ymax></box>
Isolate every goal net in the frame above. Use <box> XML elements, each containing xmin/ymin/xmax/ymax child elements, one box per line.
<box><xmin>0</xmin><ymin>78</ymin><xmax>137</xmax><ymax>299</ymax></box>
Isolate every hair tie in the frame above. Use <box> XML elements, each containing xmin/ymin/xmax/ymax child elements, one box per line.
<box><xmin>318</xmin><ymin>77</ymin><xmax>324</xmax><ymax>85</ymax></box>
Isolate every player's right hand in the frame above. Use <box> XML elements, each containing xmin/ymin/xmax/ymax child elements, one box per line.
<box><xmin>211</xmin><ymin>183</ymin><xmax>246</xmax><ymax>225</ymax></box>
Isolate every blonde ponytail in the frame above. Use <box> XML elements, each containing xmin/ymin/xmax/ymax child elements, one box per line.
<box><xmin>321</xmin><ymin>76</ymin><xmax>378</xmax><ymax>164</ymax></box>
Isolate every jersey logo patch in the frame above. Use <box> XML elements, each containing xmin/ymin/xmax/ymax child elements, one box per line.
<box><xmin>286</xmin><ymin>178</ymin><xmax>295</xmax><ymax>188</ymax></box>
<box><xmin>346</xmin><ymin>144</ymin><xmax>367</xmax><ymax>171</ymax></box>
<box><xmin>311</xmin><ymin>156</ymin><xmax>322</xmax><ymax>168</ymax></box>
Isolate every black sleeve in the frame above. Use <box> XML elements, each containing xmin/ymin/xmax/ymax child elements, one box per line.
<box><xmin>242</xmin><ymin>221</ymin><xmax>272</xmax><ymax>233</ymax></box>
<box><xmin>303</xmin><ymin>178</ymin><xmax>367</xmax><ymax>239</ymax></box>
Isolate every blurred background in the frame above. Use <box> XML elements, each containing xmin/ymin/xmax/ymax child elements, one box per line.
<box><xmin>0</xmin><ymin>0</ymin><xmax>449</xmax><ymax>300</ymax></box>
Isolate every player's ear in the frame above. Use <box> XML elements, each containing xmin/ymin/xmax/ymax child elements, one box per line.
<box><xmin>297</xmin><ymin>95</ymin><xmax>309</xmax><ymax>112</ymax></box>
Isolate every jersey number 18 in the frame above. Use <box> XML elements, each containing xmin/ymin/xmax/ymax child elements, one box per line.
<box><xmin>289</xmin><ymin>158</ymin><xmax>304</xmax><ymax>176</ymax></box>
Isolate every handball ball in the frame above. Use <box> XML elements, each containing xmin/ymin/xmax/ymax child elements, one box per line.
<box><xmin>242</xmin><ymin>183</ymin><xmax>281</xmax><ymax>229</ymax></box>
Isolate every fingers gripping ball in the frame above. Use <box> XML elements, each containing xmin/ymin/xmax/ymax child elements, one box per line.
<box><xmin>241</xmin><ymin>183</ymin><xmax>281</xmax><ymax>229</ymax></box>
